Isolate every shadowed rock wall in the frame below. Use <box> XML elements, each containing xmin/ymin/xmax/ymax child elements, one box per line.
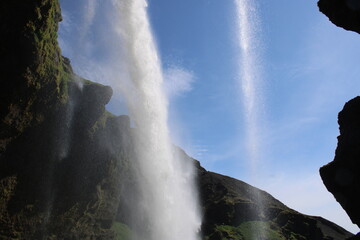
<box><xmin>318</xmin><ymin>0</ymin><xmax>360</xmax><ymax>34</ymax></box>
<box><xmin>320</xmin><ymin>97</ymin><xmax>360</xmax><ymax>229</ymax></box>
<box><xmin>318</xmin><ymin>0</ymin><xmax>360</xmax><ymax>232</ymax></box>
<box><xmin>0</xmin><ymin>1</ymin><xmax>132</xmax><ymax>239</ymax></box>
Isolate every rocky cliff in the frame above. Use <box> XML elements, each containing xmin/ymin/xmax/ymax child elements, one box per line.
<box><xmin>320</xmin><ymin>98</ymin><xmax>360</xmax><ymax>230</ymax></box>
<box><xmin>317</xmin><ymin>0</ymin><xmax>360</xmax><ymax>234</ymax></box>
<box><xmin>0</xmin><ymin>0</ymin><xmax>356</xmax><ymax>239</ymax></box>
<box><xmin>0</xmin><ymin>1</ymin><xmax>132</xmax><ymax>239</ymax></box>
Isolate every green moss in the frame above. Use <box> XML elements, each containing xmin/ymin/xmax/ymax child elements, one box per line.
<box><xmin>90</xmin><ymin>111</ymin><xmax>116</xmax><ymax>136</ymax></box>
<box><xmin>212</xmin><ymin>225</ymin><xmax>243</xmax><ymax>240</ymax></box>
<box><xmin>112</xmin><ymin>221</ymin><xmax>132</xmax><ymax>240</ymax></box>
<box><xmin>211</xmin><ymin>221</ymin><xmax>291</xmax><ymax>240</ymax></box>
<box><xmin>237</xmin><ymin>221</ymin><xmax>286</xmax><ymax>240</ymax></box>
<box><xmin>26</xmin><ymin>0</ymin><xmax>70</xmax><ymax>103</ymax></box>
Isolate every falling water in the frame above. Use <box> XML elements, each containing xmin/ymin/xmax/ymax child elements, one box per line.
<box><xmin>234</xmin><ymin>0</ymin><xmax>263</xmax><ymax>179</ymax></box>
<box><xmin>235</xmin><ymin>0</ymin><xmax>266</xmax><ymax>239</ymax></box>
<box><xmin>114</xmin><ymin>0</ymin><xmax>201</xmax><ymax>240</ymax></box>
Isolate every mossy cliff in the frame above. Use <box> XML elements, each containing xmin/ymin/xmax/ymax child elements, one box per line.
<box><xmin>0</xmin><ymin>1</ymin><xmax>131</xmax><ymax>239</ymax></box>
<box><xmin>0</xmin><ymin>0</ymin><xmax>357</xmax><ymax>239</ymax></box>
<box><xmin>0</xmin><ymin>0</ymin><xmax>64</xmax><ymax>151</ymax></box>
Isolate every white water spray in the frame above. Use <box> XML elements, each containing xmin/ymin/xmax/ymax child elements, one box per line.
<box><xmin>114</xmin><ymin>1</ymin><xmax>201</xmax><ymax>239</ymax></box>
<box><xmin>234</xmin><ymin>0</ymin><xmax>263</xmax><ymax>175</ymax></box>
<box><xmin>235</xmin><ymin>1</ymin><xmax>266</xmax><ymax>238</ymax></box>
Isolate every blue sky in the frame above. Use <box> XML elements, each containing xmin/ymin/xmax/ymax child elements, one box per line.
<box><xmin>59</xmin><ymin>0</ymin><xmax>360</xmax><ymax>233</ymax></box>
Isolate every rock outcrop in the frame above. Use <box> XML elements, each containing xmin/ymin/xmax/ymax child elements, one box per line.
<box><xmin>318</xmin><ymin>0</ymin><xmax>360</xmax><ymax>34</ymax></box>
<box><xmin>317</xmin><ymin>0</ymin><xmax>360</xmax><ymax>233</ymax></box>
<box><xmin>320</xmin><ymin>97</ymin><xmax>360</xmax><ymax>229</ymax></box>
<box><xmin>0</xmin><ymin>1</ymin><xmax>132</xmax><ymax>239</ymax></box>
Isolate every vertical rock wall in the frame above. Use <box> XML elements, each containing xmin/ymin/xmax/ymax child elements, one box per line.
<box><xmin>320</xmin><ymin>97</ymin><xmax>360</xmax><ymax>228</ymax></box>
<box><xmin>318</xmin><ymin>0</ymin><xmax>360</xmax><ymax>231</ymax></box>
<box><xmin>0</xmin><ymin>1</ymin><xmax>131</xmax><ymax>239</ymax></box>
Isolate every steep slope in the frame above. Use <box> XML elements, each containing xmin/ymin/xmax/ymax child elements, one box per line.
<box><xmin>112</xmin><ymin>148</ymin><xmax>354</xmax><ymax>240</ymax></box>
<box><xmin>195</xmin><ymin>157</ymin><xmax>353</xmax><ymax>240</ymax></box>
<box><xmin>199</xmin><ymin>170</ymin><xmax>353</xmax><ymax>240</ymax></box>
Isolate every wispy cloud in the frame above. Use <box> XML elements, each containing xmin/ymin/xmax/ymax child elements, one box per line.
<box><xmin>193</xmin><ymin>145</ymin><xmax>209</xmax><ymax>157</ymax></box>
<box><xmin>163</xmin><ymin>67</ymin><xmax>195</xmax><ymax>99</ymax></box>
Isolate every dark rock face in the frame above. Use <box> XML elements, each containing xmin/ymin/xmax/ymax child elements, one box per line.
<box><xmin>0</xmin><ymin>1</ymin><xmax>131</xmax><ymax>239</ymax></box>
<box><xmin>317</xmin><ymin>0</ymin><xmax>360</xmax><ymax>235</ymax></box>
<box><xmin>318</xmin><ymin>0</ymin><xmax>360</xmax><ymax>33</ymax></box>
<box><xmin>320</xmin><ymin>97</ymin><xmax>360</xmax><ymax>229</ymax></box>
<box><xmin>0</xmin><ymin>0</ymin><xmax>65</xmax><ymax>152</ymax></box>
<box><xmin>196</xmin><ymin>164</ymin><xmax>353</xmax><ymax>240</ymax></box>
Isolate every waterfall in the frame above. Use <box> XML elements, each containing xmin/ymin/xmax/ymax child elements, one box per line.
<box><xmin>114</xmin><ymin>0</ymin><xmax>201</xmax><ymax>239</ymax></box>
<box><xmin>234</xmin><ymin>0</ymin><xmax>266</xmax><ymax>239</ymax></box>
<box><xmin>234</xmin><ymin>0</ymin><xmax>263</xmax><ymax>172</ymax></box>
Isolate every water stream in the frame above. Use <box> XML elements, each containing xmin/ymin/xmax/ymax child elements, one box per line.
<box><xmin>114</xmin><ymin>1</ymin><xmax>201</xmax><ymax>239</ymax></box>
<box><xmin>235</xmin><ymin>0</ymin><xmax>266</xmax><ymax>238</ymax></box>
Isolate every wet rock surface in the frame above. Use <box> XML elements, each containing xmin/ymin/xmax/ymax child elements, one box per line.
<box><xmin>0</xmin><ymin>1</ymin><xmax>131</xmax><ymax>239</ymax></box>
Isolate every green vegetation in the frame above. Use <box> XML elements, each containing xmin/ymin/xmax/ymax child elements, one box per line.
<box><xmin>212</xmin><ymin>225</ymin><xmax>243</xmax><ymax>240</ymax></box>
<box><xmin>112</xmin><ymin>222</ymin><xmax>132</xmax><ymax>240</ymax></box>
<box><xmin>237</xmin><ymin>221</ymin><xmax>286</xmax><ymax>240</ymax></box>
<box><xmin>210</xmin><ymin>221</ymin><xmax>295</xmax><ymax>240</ymax></box>
<box><xmin>26</xmin><ymin>1</ymin><xmax>70</xmax><ymax>101</ymax></box>
<box><xmin>90</xmin><ymin>111</ymin><xmax>115</xmax><ymax>136</ymax></box>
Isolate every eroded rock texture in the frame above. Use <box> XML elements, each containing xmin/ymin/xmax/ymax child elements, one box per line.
<box><xmin>0</xmin><ymin>1</ymin><xmax>132</xmax><ymax>239</ymax></box>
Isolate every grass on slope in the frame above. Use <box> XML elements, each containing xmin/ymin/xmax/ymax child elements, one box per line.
<box><xmin>212</xmin><ymin>221</ymin><xmax>298</xmax><ymax>240</ymax></box>
<box><xmin>112</xmin><ymin>221</ymin><xmax>132</xmax><ymax>240</ymax></box>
